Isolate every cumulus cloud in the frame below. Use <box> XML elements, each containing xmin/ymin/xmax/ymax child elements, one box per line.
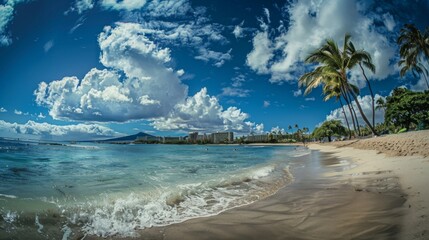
<box><xmin>35</xmin><ymin>22</ymin><xmax>260</xmax><ymax>134</ymax></box>
<box><xmin>0</xmin><ymin>0</ymin><xmax>27</xmax><ymax>46</ymax></box>
<box><xmin>35</xmin><ymin>23</ymin><xmax>187</xmax><ymax>122</ymax></box>
<box><xmin>270</xmin><ymin>126</ymin><xmax>285</xmax><ymax>134</ymax></box>
<box><xmin>326</xmin><ymin>94</ymin><xmax>385</xmax><ymax>127</ymax></box>
<box><xmin>246</xmin><ymin>0</ymin><xmax>397</xmax><ymax>86</ymax></box>
<box><xmin>0</xmin><ymin>120</ymin><xmax>118</xmax><ymax>140</ymax></box>
<box><xmin>101</xmin><ymin>0</ymin><xmax>146</xmax><ymax>11</ymax></box>
<box><xmin>152</xmin><ymin>88</ymin><xmax>262</xmax><ymax>133</ymax></box>
<box><xmin>0</xmin><ymin>107</ymin><xmax>7</xmax><ymax>113</ymax></box>
<box><xmin>246</xmin><ymin>30</ymin><xmax>273</xmax><ymax>75</ymax></box>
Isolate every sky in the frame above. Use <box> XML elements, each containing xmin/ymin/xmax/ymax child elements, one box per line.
<box><xmin>0</xmin><ymin>0</ymin><xmax>428</xmax><ymax>141</ymax></box>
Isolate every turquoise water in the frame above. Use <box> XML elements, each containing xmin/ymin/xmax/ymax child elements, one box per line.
<box><xmin>0</xmin><ymin>139</ymin><xmax>308</xmax><ymax>239</ymax></box>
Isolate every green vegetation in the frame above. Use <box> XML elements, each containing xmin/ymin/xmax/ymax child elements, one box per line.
<box><xmin>384</xmin><ymin>88</ymin><xmax>429</xmax><ymax>131</ymax></box>
<box><xmin>299</xmin><ymin>34</ymin><xmax>378</xmax><ymax>136</ymax></box>
<box><xmin>299</xmin><ymin>23</ymin><xmax>429</xmax><ymax>139</ymax></box>
<box><xmin>397</xmin><ymin>24</ymin><xmax>429</xmax><ymax>89</ymax></box>
<box><xmin>312</xmin><ymin>120</ymin><xmax>347</xmax><ymax>142</ymax></box>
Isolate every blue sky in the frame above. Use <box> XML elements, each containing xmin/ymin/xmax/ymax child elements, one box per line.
<box><xmin>0</xmin><ymin>0</ymin><xmax>428</xmax><ymax>140</ymax></box>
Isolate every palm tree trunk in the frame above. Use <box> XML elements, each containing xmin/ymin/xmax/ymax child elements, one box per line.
<box><xmin>341</xmin><ymin>86</ymin><xmax>358</xmax><ymax>136</ymax></box>
<box><xmin>351</xmin><ymin>103</ymin><xmax>361</xmax><ymax>136</ymax></box>
<box><xmin>359</xmin><ymin>63</ymin><xmax>375</xmax><ymax>129</ymax></box>
<box><xmin>423</xmin><ymin>72</ymin><xmax>429</xmax><ymax>89</ymax></box>
<box><xmin>346</xmin><ymin>88</ymin><xmax>362</xmax><ymax>136</ymax></box>
<box><xmin>349</xmin><ymin>87</ymin><xmax>379</xmax><ymax>136</ymax></box>
<box><xmin>339</xmin><ymin>98</ymin><xmax>352</xmax><ymax>139</ymax></box>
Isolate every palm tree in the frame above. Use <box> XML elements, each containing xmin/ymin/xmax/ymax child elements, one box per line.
<box><xmin>299</xmin><ymin>34</ymin><xmax>378</xmax><ymax>136</ymax></box>
<box><xmin>397</xmin><ymin>24</ymin><xmax>429</xmax><ymax>89</ymax></box>
<box><xmin>323</xmin><ymin>77</ymin><xmax>352</xmax><ymax>139</ymax></box>
<box><xmin>375</xmin><ymin>97</ymin><xmax>386</xmax><ymax>112</ymax></box>
<box><xmin>347</xmin><ymin>42</ymin><xmax>377</xmax><ymax>128</ymax></box>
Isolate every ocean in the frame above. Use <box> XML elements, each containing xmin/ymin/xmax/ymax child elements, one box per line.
<box><xmin>0</xmin><ymin>139</ymin><xmax>309</xmax><ymax>239</ymax></box>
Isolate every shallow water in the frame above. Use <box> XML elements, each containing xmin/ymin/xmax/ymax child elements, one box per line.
<box><xmin>0</xmin><ymin>139</ymin><xmax>306</xmax><ymax>239</ymax></box>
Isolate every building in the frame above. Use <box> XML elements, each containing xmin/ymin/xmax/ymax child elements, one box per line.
<box><xmin>211</xmin><ymin>132</ymin><xmax>234</xmax><ymax>144</ymax></box>
<box><xmin>188</xmin><ymin>132</ymin><xmax>198</xmax><ymax>143</ymax></box>
<box><xmin>246</xmin><ymin>134</ymin><xmax>268</xmax><ymax>143</ymax></box>
<box><xmin>163</xmin><ymin>136</ymin><xmax>185</xmax><ymax>143</ymax></box>
<box><xmin>136</xmin><ymin>136</ymin><xmax>163</xmax><ymax>143</ymax></box>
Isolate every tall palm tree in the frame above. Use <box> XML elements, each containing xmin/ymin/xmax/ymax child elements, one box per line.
<box><xmin>347</xmin><ymin>42</ymin><xmax>376</xmax><ymax>128</ymax></box>
<box><xmin>397</xmin><ymin>24</ymin><xmax>429</xmax><ymax>89</ymax></box>
<box><xmin>299</xmin><ymin>34</ymin><xmax>378</xmax><ymax>136</ymax></box>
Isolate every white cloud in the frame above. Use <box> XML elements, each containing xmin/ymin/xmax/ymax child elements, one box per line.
<box><xmin>0</xmin><ymin>0</ymin><xmax>27</xmax><ymax>46</ymax></box>
<box><xmin>231</xmin><ymin>74</ymin><xmax>245</xmax><ymax>87</ymax></box>
<box><xmin>195</xmin><ymin>48</ymin><xmax>232</xmax><ymax>67</ymax></box>
<box><xmin>270</xmin><ymin>126</ymin><xmax>285</xmax><ymax>134</ymax></box>
<box><xmin>409</xmin><ymin>75</ymin><xmax>429</xmax><ymax>92</ymax></box>
<box><xmin>246</xmin><ymin>0</ymin><xmax>397</xmax><ymax>85</ymax></box>
<box><xmin>221</xmin><ymin>87</ymin><xmax>250</xmax><ymax>98</ymax></box>
<box><xmin>263</xmin><ymin>100</ymin><xmax>270</xmax><ymax>108</ymax></box>
<box><xmin>124</xmin><ymin>20</ymin><xmax>230</xmax><ymax>67</ymax></box>
<box><xmin>0</xmin><ymin>107</ymin><xmax>7</xmax><ymax>112</ymax></box>
<box><xmin>176</xmin><ymin>69</ymin><xmax>185</xmax><ymax>76</ymax></box>
<box><xmin>101</xmin><ymin>0</ymin><xmax>146</xmax><ymax>11</ymax></box>
<box><xmin>305</xmin><ymin>97</ymin><xmax>315</xmax><ymax>101</ymax></box>
<box><xmin>382</xmin><ymin>13</ymin><xmax>396</xmax><ymax>32</ymax></box>
<box><xmin>254</xmin><ymin>123</ymin><xmax>264</xmax><ymax>134</ymax></box>
<box><xmin>34</xmin><ymin>22</ymin><xmax>259</xmax><ymax>133</ymax></box>
<box><xmin>326</xmin><ymin>94</ymin><xmax>385</xmax><ymax>127</ymax></box>
<box><xmin>143</xmin><ymin>0</ymin><xmax>192</xmax><ymax>18</ymax></box>
<box><xmin>152</xmin><ymin>88</ymin><xmax>261</xmax><ymax>133</ymax></box>
<box><xmin>233</xmin><ymin>21</ymin><xmax>245</xmax><ymax>39</ymax></box>
<box><xmin>263</xmin><ymin>8</ymin><xmax>271</xmax><ymax>23</ymax></box>
<box><xmin>37</xmin><ymin>112</ymin><xmax>46</xmax><ymax>119</ymax></box>
<box><xmin>14</xmin><ymin>109</ymin><xmax>22</xmax><ymax>115</ymax></box>
<box><xmin>293</xmin><ymin>89</ymin><xmax>302</xmax><ymax>97</ymax></box>
<box><xmin>0</xmin><ymin>120</ymin><xmax>118</xmax><ymax>140</ymax></box>
<box><xmin>35</xmin><ymin>23</ymin><xmax>188</xmax><ymax>122</ymax></box>
<box><xmin>246</xmin><ymin>30</ymin><xmax>273</xmax><ymax>74</ymax></box>
<box><xmin>43</xmin><ymin>40</ymin><xmax>54</xmax><ymax>52</ymax></box>
<box><xmin>66</xmin><ymin>0</ymin><xmax>94</xmax><ymax>14</ymax></box>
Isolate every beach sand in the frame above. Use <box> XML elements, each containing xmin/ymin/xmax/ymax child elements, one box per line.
<box><xmin>84</xmin><ymin>131</ymin><xmax>428</xmax><ymax>240</ymax></box>
<box><xmin>309</xmin><ymin>130</ymin><xmax>429</xmax><ymax>239</ymax></box>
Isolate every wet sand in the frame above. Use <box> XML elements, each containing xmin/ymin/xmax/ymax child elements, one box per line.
<box><xmin>310</xmin><ymin>132</ymin><xmax>429</xmax><ymax>240</ymax></box>
<box><xmin>133</xmin><ymin>150</ymin><xmax>406</xmax><ymax>240</ymax></box>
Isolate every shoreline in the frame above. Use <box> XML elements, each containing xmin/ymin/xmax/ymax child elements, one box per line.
<box><xmin>133</xmin><ymin>131</ymin><xmax>428</xmax><ymax>240</ymax></box>
<box><xmin>129</xmin><ymin>144</ymin><xmax>413</xmax><ymax>239</ymax></box>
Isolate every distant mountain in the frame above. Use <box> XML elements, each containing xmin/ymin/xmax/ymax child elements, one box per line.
<box><xmin>101</xmin><ymin>132</ymin><xmax>155</xmax><ymax>142</ymax></box>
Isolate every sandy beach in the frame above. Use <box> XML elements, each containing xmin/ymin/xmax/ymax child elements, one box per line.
<box><xmin>309</xmin><ymin>130</ymin><xmax>429</xmax><ymax>239</ymax></box>
<box><xmin>122</xmin><ymin>130</ymin><xmax>428</xmax><ymax>240</ymax></box>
